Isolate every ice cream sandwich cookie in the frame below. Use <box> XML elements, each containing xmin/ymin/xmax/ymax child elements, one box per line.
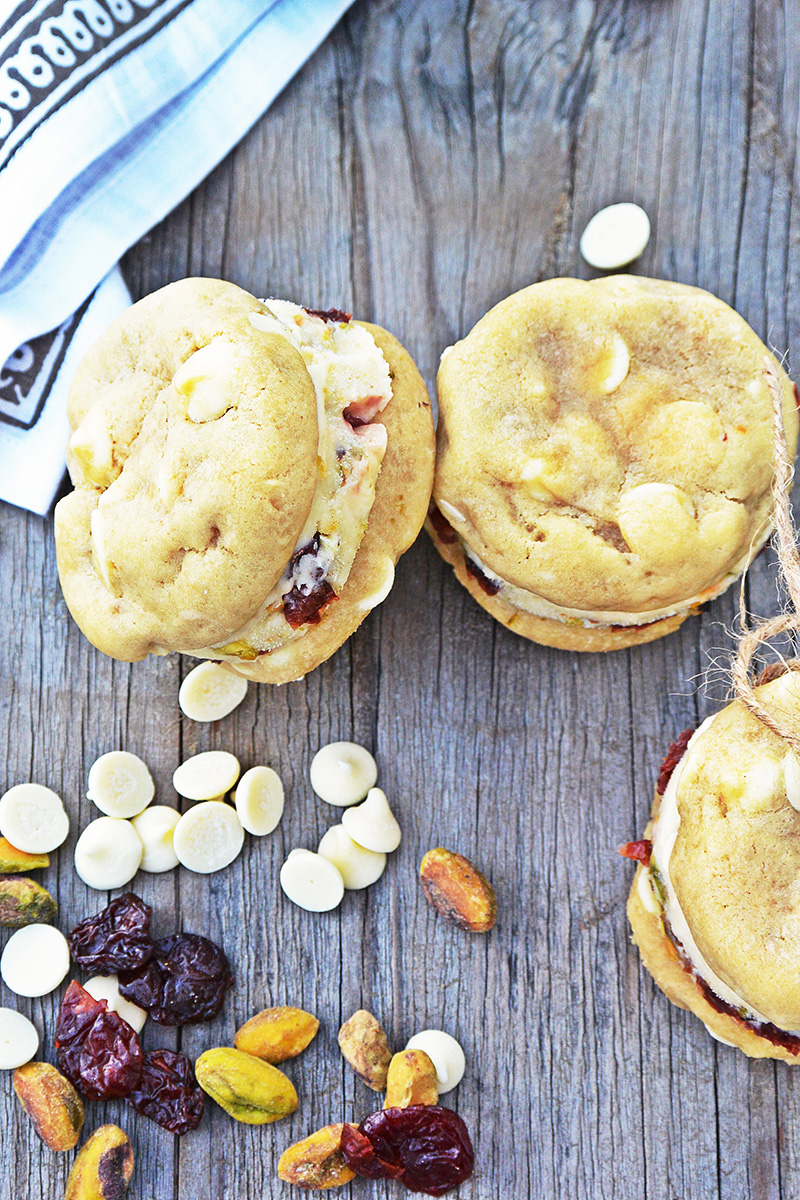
<box><xmin>429</xmin><ymin>276</ymin><xmax>798</xmax><ymax>650</ymax></box>
<box><xmin>626</xmin><ymin>668</ymin><xmax>800</xmax><ymax>1060</ymax></box>
<box><xmin>55</xmin><ymin>279</ymin><xmax>434</xmax><ymax>683</ymax></box>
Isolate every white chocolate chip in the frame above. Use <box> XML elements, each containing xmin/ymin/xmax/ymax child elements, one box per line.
<box><xmin>520</xmin><ymin>458</ymin><xmax>555</xmax><ymax>501</ymax></box>
<box><xmin>172</xmin><ymin>802</ymin><xmax>244</xmax><ymax>874</ymax></box>
<box><xmin>637</xmin><ymin>868</ymin><xmax>660</xmax><ymax>915</ymax></box>
<box><xmin>579</xmin><ymin>202</ymin><xmax>651</xmax><ymax>270</ymax></box>
<box><xmin>234</xmin><ymin>766</ymin><xmax>284</xmax><ymax>836</ymax></box>
<box><xmin>1</xmin><ymin>925</ymin><xmax>70</xmax><ymax>997</ymax></box>
<box><xmin>310</xmin><ymin>742</ymin><xmax>377</xmax><ymax>807</ymax></box>
<box><xmin>83</xmin><ymin>975</ymin><xmax>147</xmax><ymax>1033</ymax></box>
<box><xmin>405</xmin><ymin>1031</ymin><xmax>466</xmax><ymax>1094</ymax></box>
<box><xmin>357</xmin><ymin>557</ymin><xmax>395</xmax><ymax>613</ymax></box>
<box><xmin>179</xmin><ymin>662</ymin><xmax>249</xmax><ymax>722</ymax></box>
<box><xmin>599</xmin><ymin>334</ymin><xmax>630</xmax><ymax>394</ymax></box>
<box><xmin>784</xmin><ymin>752</ymin><xmax>800</xmax><ymax>812</ymax></box>
<box><xmin>317</xmin><ymin>825</ymin><xmax>386</xmax><ymax>890</ymax></box>
<box><xmin>279</xmin><ymin>848</ymin><xmax>345</xmax><ymax>912</ymax></box>
<box><xmin>341</xmin><ymin>788</ymin><xmax>402</xmax><ymax>853</ymax></box>
<box><xmin>74</xmin><ymin>817</ymin><xmax>143</xmax><ymax>890</ymax></box>
<box><xmin>130</xmin><ymin>805</ymin><xmax>181</xmax><ymax>873</ymax></box>
<box><xmin>87</xmin><ymin>751</ymin><xmax>155</xmax><ymax>819</ymax></box>
<box><xmin>0</xmin><ymin>1008</ymin><xmax>39</xmax><ymax>1069</ymax></box>
<box><xmin>437</xmin><ymin>499</ymin><xmax>466</xmax><ymax>525</ymax></box>
<box><xmin>0</xmin><ymin>783</ymin><xmax>69</xmax><ymax>854</ymax></box>
<box><xmin>173</xmin><ymin>337</ymin><xmax>241</xmax><ymax>422</ymax></box>
<box><xmin>172</xmin><ymin>751</ymin><xmax>241</xmax><ymax>801</ymax></box>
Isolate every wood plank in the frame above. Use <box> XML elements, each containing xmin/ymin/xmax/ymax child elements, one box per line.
<box><xmin>3</xmin><ymin>0</ymin><xmax>800</xmax><ymax>1197</ymax></box>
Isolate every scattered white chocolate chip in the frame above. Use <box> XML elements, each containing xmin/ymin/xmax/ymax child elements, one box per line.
<box><xmin>279</xmin><ymin>848</ymin><xmax>345</xmax><ymax>912</ymax></box>
<box><xmin>0</xmin><ymin>783</ymin><xmax>69</xmax><ymax>854</ymax></box>
<box><xmin>234</xmin><ymin>766</ymin><xmax>284</xmax><ymax>836</ymax></box>
<box><xmin>341</xmin><ymin>787</ymin><xmax>402</xmax><ymax>853</ymax></box>
<box><xmin>310</xmin><ymin>742</ymin><xmax>377</xmax><ymax>807</ymax></box>
<box><xmin>579</xmin><ymin>202</ymin><xmax>651</xmax><ymax>270</ymax></box>
<box><xmin>74</xmin><ymin>817</ymin><xmax>143</xmax><ymax>890</ymax></box>
<box><xmin>173</xmin><ymin>337</ymin><xmax>241</xmax><ymax>422</ymax></box>
<box><xmin>1</xmin><ymin>925</ymin><xmax>70</xmax><ymax>997</ymax></box>
<box><xmin>405</xmin><ymin>1031</ymin><xmax>466</xmax><ymax>1094</ymax></box>
<box><xmin>87</xmin><ymin>750</ymin><xmax>155</xmax><ymax>819</ymax></box>
<box><xmin>172</xmin><ymin>751</ymin><xmax>241</xmax><ymax>801</ymax></box>
<box><xmin>179</xmin><ymin>662</ymin><xmax>249</xmax><ymax>722</ymax></box>
<box><xmin>358</xmin><ymin>557</ymin><xmax>395</xmax><ymax>613</ymax></box>
<box><xmin>0</xmin><ymin>1008</ymin><xmax>39</xmax><ymax>1069</ymax></box>
<box><xmin>84</xmin><ymin>975</ymin><xmax>147</xmax><ymax>1033</ymax></box>
<box><xmin>131</xmin><ymin>805</ymin><xmax>181</xmax><ymax>872</ymax></box>
<box><xmin>317</xmin><ymin>825</ymin><xmax>386</xmax><ymax>890</ymax></box>
<box><xmin>172</xmin><ymin>802</ymin><xmax>245</xmax><ymax>874</ymax></box>
<box><xmin>785</xmin><ymin>752</ymin><xmax>800</xmax><ymax>812</ymax></box>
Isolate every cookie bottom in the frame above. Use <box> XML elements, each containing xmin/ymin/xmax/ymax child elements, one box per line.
<box><xmin>628</xmin><ymin>820</ymin><xmax>800</xmax><ymax>1063</ymax></box>
<box><xmin>426</xmin><ymin>519</ymin><xmax>688</xmax><ymax>652</ymax></box>
<box><xmin>222</xmin><ymin>323</ymin><xmax>435</xmax><ymax>685</ymax></box>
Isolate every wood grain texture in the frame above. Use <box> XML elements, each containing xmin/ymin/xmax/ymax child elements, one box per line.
<box><xmin>2</xmin><ymin>0</ymin><xmax>800</xmax><ymax>1197</ymax></box>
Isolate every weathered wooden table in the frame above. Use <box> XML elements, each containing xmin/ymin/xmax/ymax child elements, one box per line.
<box><xmin>2</xmin><ymin>1</ymin><xmax>799</xmax><ymax>1197</ymax></box>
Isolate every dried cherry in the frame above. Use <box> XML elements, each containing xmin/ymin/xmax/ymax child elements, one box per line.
<box><xmin>427</xmin><ymin>505</ymin><xmax>458</xmax><ymax>545</ymax></box>
<box><xmin>463</xmin><ymin>555</ymin><xmax>501</xmax><ymax>597</ymax></box>
<box><xmin>68</xmin><ymin>893</ymin><xmax>153</xmax><ymax>973</ymax></box>
<box><xmin>56</xmin><ymin>980</ymin><xmax>142</xmax><ymax>1099</ymax></box>
<box><xmin>656</xmin><ymin>728</ymin><xmax>694</xmax><ymax>795</ymax></box>
<box><xmin>304</xmin><ymin>306</ymin><xmax>351</xmax><ymax>324</ymax></box>
<box><xmin>618</xmin><ymin>839</ymin><xmax>652</xmax><ymax>866</ymax></box>
<box><xmin>118</xmin><ymin>933</ymin><xmax>233</xmax><ymax>1025</ymax></box>
<box><xmin>342</xmin><ymin>1105</ymin><xmax>474</xmax><ymax>1196</ymax></box>
<box><xmin>340</xmin><ymin>1124</ymin><xmax>403</xmax><ymax>1180</ymax></box>
<box><xmin>283</xmin><ymin>536</ymin><xmax>337</xmax><ymax>629</ymax></box>
<box><xmin>127</xmin><ymin>1049</ymin><xmax>204</xmax><ymax>1134</ymax></box>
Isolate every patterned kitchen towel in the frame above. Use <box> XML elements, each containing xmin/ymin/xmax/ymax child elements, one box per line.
<box><xmin>0</xmin><ymin>0</ymin><xmax>354</xmax><ymax>514</ymax></box>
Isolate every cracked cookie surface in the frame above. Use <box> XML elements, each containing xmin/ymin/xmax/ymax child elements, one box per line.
<box><xmin>434</xmin><ymin>276</ymin><xmax>798</xmax><ymax>624</ymax></box>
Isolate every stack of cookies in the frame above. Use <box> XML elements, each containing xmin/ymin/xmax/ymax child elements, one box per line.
<box><xmin>55</xmin><ymin>279</ymin><xmax>435</xmax><ymax>684</ymax></box>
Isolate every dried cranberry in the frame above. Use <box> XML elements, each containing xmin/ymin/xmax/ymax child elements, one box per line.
<box><xmin>304</xmin><ymin>307</ymin><xmax>351</xmax><ymax>324</ymax></box>
<box><xmin>618</xmin><ymin>839</ymin><xmax>652</xmax><ymax>866</ymax></box>
<box><xmin>656</xmin><ymin>728</ymin><xmax>694</xmax><ymax>794</ymax></box>
<box><xmin>464</xmin><ymin>555</ymin><xmax>500</xmax><ymax>596</ymax></box>
<box><xmin>342</xmin><ymin>1106</ymin><xmax>474</xmax><ymax>1196</ymax></box>
<box><xmin>283</xmin><ymin>536</ymin><xmax>337</xmax><ymax>629</ymax></box>
<box><xmin>118</xmin><ymin>933</ymin><xmax>233</xmax><ymax>1025</ymax></box>
<box><xmin>56</xmin><ymin>980</ymin><xmax>142</xmax><ymax>1099</ymax></box>
<box><xmin>68</xmin><ymin>893</ymin><xmax>153</xmax><ymax>974</ymax></box>
<box><xmin>79</xmin><ymin>1011</ymin><xmax>143</xmax><ymax>1099</ymax></box>
<box><xmin>428</xmin><ymin>504</ymin><xmax>458</xmax><ymax>545</ymax></box>
<box><xmin>341</xmin><ymin>1124</ymin><xmax>403</xmax><ymax>1180</ymax></box>
<box><xmin>127</xmin><ymin>1049</ymin><xmax>204</xmax><ymax>1134</ymax></box>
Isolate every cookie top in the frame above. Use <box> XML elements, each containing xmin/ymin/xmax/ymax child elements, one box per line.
<box><xmin>435</xmin><ymin>276</ymin><xmax>799</xmax><ymax>614</ymax></box>
<box><xmin>55</xmin><ymin>278</ymin><xmax>319</xmax><ymax>658</ymax></box>
<box><xmin>668</xmin><ymin>672</ymin><xmax>800</xmax><ymax>1028</ymax></box>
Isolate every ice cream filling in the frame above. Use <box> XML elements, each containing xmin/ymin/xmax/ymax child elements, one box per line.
<box><xmin>433</xmin><ymin>502</ymin><xmax>770</xmax><ymax>630</ymax></box>
<box><xmin>648</xmin><ymin>715</ymin><xmax>800</xmax><ymax>1035</ymax></box>
<box><xmin>194</xmin><ymin>302</ymin><xmax>392</xmax><ymax>661</ymax></box>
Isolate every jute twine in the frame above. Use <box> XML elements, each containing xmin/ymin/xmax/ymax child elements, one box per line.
<box><xmin>730</xmin><ymin>356</ymin><xmax>800</xmax><ymax>756</ymax></box>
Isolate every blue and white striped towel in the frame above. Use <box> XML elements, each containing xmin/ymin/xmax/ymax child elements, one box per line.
<box><xmin>0</xmin><ymin>0</ymin><xmax>354</xmax><ymax>514</ymax></box>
